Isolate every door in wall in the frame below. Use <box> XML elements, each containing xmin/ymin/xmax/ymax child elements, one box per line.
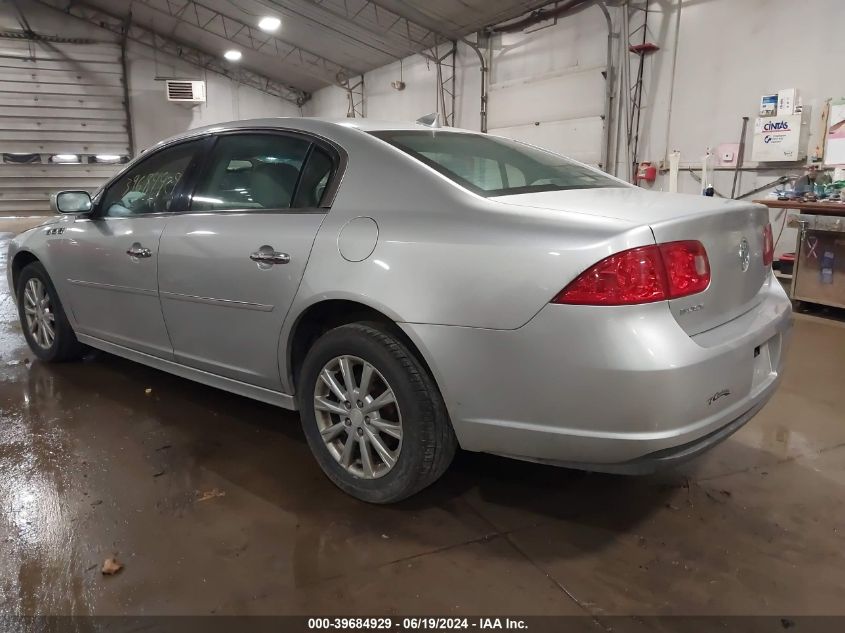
<box><xmin>487</xmin><ymin>65</ymin><xmax>606</xmax><ymax>168</ymax></box>
<box><xmin>0</xmin><ymin>39</ymin><xmax>130</xmax><ymax>214</ymax></box>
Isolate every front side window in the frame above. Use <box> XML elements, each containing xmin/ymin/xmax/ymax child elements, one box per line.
<box><xmin>370</xmin><ymin>130</ymin><xmax>625</xmax><ymax>197</ymax></box>
<box><xmin>100</xmin><ymin>141</ymin><xmax>200</xmax><ymax>217</ymax></box>
<box><xmin>190</xmin><ymin>134</ymin><xmax>311</xmax><ymax>212</ymax></box>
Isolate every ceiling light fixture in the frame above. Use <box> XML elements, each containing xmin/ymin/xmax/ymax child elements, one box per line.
<box><xmin>223</xmin><ymin>49</ymin><xmax>242</xmax><ymax>61</ymax></box>
<box><xmin>258</xmin><ymin>16</ymin><xmax>281</xmax><ymax>32</ymax></box>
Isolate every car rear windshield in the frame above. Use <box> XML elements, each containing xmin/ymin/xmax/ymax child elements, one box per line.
<box><xmin>370</xmin><ymin>130</ymin><xmax>624</xmax><ymax>197</ymax></box>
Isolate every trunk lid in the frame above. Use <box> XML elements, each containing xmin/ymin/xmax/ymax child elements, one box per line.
<box><xmin>491</xmin><ymin>188</ymin><xmax>770</xmax><ymax>335</ymax></box>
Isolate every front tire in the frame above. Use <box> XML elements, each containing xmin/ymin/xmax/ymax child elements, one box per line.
<box><xmin>298</xmin><ymin>323</ymin><xmax>456</xmax><ymax>503</ymax></box>
<box><xmin>16</xmin><ymin>261</ymin><xmax>85</xmax><ymax>362</ymax></box>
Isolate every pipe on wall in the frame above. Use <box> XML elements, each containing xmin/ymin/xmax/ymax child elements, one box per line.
<box><xmin>662</xmin><ymin>0</ymin><xmax>682</xmax><ymax>166</ymax></box>
<box><xmin>461</xmin><ymin>35</ymin><xmax>488</xmax><ymax>133</ymax></box>
<box><xmin>619</xmin><ymin>2</ymin><xmax>633</xmax><ymax>182</ymax></box>
<box><xmin>596</xmin><ymin>1</ymin><xmax>614</xmax><ymax>174</ymax></box>
<box><xmin>491</xmin><ymin>0</ymin><xmax>589</xmax><ymax>34</ymax></box>
<box><xmin>119</xmin><ymin>14</ymin><xmax>136</xmax><ymax>157</ymax></box>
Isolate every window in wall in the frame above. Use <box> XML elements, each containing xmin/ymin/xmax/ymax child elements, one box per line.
<box><xmin>191</xmin><ymin>134</ymin><xmax>311</xmax><ymax>212</ymax></box>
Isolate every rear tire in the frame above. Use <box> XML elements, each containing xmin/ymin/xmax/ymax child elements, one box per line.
<box><xmin>16</xmin><ymin>261</ymin><xmax>85</xmax><ymax>362</ymax></box>
<box><xmin>298</xmin><ymin>323</ymin><xmax>456</xmax><ymax>503</ymax></box>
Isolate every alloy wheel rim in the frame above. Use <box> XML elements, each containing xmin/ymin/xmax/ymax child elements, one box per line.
<box><xmin>313</xmin><ymin>355</ymin><xmax>403</xmax><ymax>479</ymax></box>
<box><xmin>23</xmin><ymin>278</ymin><xmax>55</xmax><ymax>350</ymax></box>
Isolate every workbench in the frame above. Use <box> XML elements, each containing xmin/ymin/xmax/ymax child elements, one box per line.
<box><xmin>754</xmin><ymin>199</ymin><xmax>845</xmax><ymax>309</ymax></box>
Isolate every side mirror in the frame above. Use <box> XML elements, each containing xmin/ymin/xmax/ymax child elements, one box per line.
<box><xmin>52</xmin><ymin>190</ymin><xmax>93</xmax><ymax>214</ymax></box>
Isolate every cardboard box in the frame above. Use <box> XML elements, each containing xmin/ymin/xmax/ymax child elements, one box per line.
<box><xmin>778</xmin><ymin>88</ymin><xmax>797</xmax><ymax>116</ymax></box>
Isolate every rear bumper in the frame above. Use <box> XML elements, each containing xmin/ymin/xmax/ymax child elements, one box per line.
<box><xmin>400</xmin><ymin>275</ymin><xmax>792</xmax><ymax>470</ymax></box>
<box><xmin>536</xmin><ymin>395</ymin><xmax>771</xmax><ymax>474</ymax></box>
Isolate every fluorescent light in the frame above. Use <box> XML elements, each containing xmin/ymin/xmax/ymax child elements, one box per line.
<box><xmin>95</xmin><ymin>154</ymin><xmax>122</xmax><ymax>163</ymax></box>
<box><xmin>223</xmin><ymin>49</ymin><xmax>242</xmax><ymax>61</ymax></box>
<box><xmin>52</xmin><ymin>154</ymin><xmax>80</xmax><ymax>163</ymax></box>
<box><xmin>258</xmin><ymin>16</ymin><xmax>281</xmax><ymax>32</ymax></box>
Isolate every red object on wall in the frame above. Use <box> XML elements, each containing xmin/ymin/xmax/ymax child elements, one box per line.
<box><xmin>636</xmin><ymin>161</ymin><xmax>657</xmax><ymax>183</ymax></box>
<box><xmin>629</xmin><ymin>42</ymin><xmax>660</xmax><ymax>54</ymax></box>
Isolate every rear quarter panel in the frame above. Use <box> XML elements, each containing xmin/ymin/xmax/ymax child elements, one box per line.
<box><xmin>279</xmin><ymin>130</ymin><xmax>654</xmax><ymax>390</ymax></box>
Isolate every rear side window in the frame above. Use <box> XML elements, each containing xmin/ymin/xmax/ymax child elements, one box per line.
<box><xmin>190</xmin><ymin>134</ymin><xmax>311</xmax><ymax>212</ymax></box>
<box><xmin>370</xmin><ymin>130</ymin><xmax>624</xmax><ymax>197</ymax></box>
<box><xmin>293</xmin><ymin>147</ymin><xmax>334</xmax><ymax>208</ymax></box>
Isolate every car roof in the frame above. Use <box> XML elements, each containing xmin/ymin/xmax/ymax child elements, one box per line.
<box><xmin>314</xmin><ymin>117</ymin><xmax>477</xmax><ymax>133</ymax></box>
<box><xmin>146</xmin><ymin>117</ymin><xmax>479</xmax><ymax>153</ymax></box>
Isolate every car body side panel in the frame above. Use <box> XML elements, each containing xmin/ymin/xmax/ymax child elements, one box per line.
<box><xmin>8</xmin><ymin>134</ymin><xmax>212</xmax><ymax>353</ymax></box>
<box><xmin>298</xmin><ymin>203</ymin><xmax>649</xmax><ymax>329</ymax></box>
<box><xmin>158</xmin><ymin>211</ymin><xmax>325</xmax><ymax>390</ymax></box>
<box><xmin>57</xmin><ymin>215</ymin><xmax>174</xmax><ymax>358</ymax></box>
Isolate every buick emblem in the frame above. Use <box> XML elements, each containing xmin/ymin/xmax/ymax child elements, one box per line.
<box><xmin>738</xmin><ymin>238</ymin><xmax>750</xmax><ymax>271</ymax></box>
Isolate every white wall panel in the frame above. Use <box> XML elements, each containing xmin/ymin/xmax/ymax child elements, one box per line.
<box><xmin>0</xmin><ymin>38</ymin><xmax>129</xmax><ymax>213</ymax></box>
<box><xmin>481</xmin><ymin>9</ymin><xmax>608</xmax><ymax>166</ymax></box>
<box><xmin>489</xmin><ymin>116</ymin><xmax>604</xmax><ymax>165</ymax></box>
<box><xmin>487</xmin><ymin>65</ymin><xmax>605</xmax><ymax>130</ymax></box>
<box><xmin>303</xmin><ymin>5</ymin><xmax>611</xmax><ymax>167</ymax></box>
<box><xmin>0</xmin><ymin>164</ymin><xmax>117</xmax><ymax>214</ymax></box>
<box><xmin>126</xmin><ymin>49</ymin><xmax>300</xmax><ymax>152</ymax></box>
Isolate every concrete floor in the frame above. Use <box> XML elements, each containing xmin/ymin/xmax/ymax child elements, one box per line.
<box><xmin>1</xmin><ymin>218</ymin><xmax>844</xmax><ymax>617</ymax></box>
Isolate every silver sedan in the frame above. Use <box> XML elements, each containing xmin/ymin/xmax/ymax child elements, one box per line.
<box><xmin>6</xmin><ymin>118</ymin><xmax>792</xmax><ymax>502</ymax></box>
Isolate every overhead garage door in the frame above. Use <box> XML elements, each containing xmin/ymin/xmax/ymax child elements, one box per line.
<box><xmin>487</xmin><ymin>64</ymin><xmax>606</xmax><ymax>167</ymax></box>
<box><xmin>0</xmin><ymin>37</ymin><xmax>130</xmax><ymax>214</ymax></box>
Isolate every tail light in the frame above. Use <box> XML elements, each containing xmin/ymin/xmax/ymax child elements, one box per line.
<box><xmin>552</xmin><ymin>240</ymin><xmax>710</xmax><ymax>306</ymax></box>
<box><xmin>659</xmin><ymin>240</ymin><xmax>710</xmax><ymax>298</ymax></box>
<box><xmin>551</xmin><ymin>245</ymin><xmax>667</xmax><ymax>305</ymax></box>
<box><xmin>762</xmin><ymin>223</ymin><xmax>774</xmax><ymax>267</ymax></box>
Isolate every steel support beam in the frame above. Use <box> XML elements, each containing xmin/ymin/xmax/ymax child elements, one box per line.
<box><xmin>34</xmin><ymin>0</ymin><xmax>310</xmax><ymax>105</ymax></box>
<box><xmin>340</xmin><ymin>76</ymin><xmax>365</xmax><ymax>118</ymax></box>
<box><xmin>626</xmin><ymin>0</ymin><xmax>651</xmax><ymax>181</ymax></box>
<box><xmin>422</xmin><ymin>41</ymin><xmax>456</xmax><ymax>127</ymax></box>
<box><xmin>272</xmin><ymin>0</ymin><xmax>450</xmax><ymax>56</ymax></box>
<box><xmin>128</xmin><ymin>0</ymin><xmax>356</xmax><ymax>84</ymax></box>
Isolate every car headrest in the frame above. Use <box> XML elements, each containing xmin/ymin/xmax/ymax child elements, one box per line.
<box><xmin>250</xmin><ymin>162</ymin><xmax>300</xmax><ymax>209</ymax></box>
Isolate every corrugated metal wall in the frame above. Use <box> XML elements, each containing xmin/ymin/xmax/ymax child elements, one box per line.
<box><xmin>0</xmin><ymin>38</ymin><xmax>129</xmax><ymax>215</ymax></box>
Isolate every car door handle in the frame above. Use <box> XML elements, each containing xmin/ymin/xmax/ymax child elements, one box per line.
<box><xmin>250</xmin><ymin>250</ymin><xmax>290</xmax><ymax>265</ymax></box>
<box><xmin>126</xmin><ymin>244</ymin><xmax>152</xmax><ymax>258</ymax></box>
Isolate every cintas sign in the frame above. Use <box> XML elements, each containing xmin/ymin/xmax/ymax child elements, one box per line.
<box><xmin>759</xmin><ymin>119</ymin><xmax>791</xmax><ymax>132</ymax></box>
<box><xmin>752</xmin><ymin>113</ymin><xmax>806</xmax><ymax>162</ymax></box>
